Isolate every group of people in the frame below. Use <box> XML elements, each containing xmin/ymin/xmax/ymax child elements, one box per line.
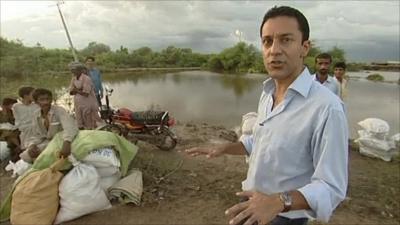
<box><xmin>313</xmin><ymin>53</ymin><xmax>348</xmax><ymax>99</ymax></box>
<box><xmin>0</xmin><ymin>56</ymin><xmax>104</xmax><ymax>164</ymax></box>
<box><xmin>1</xmin><ymin>5</ymin><xmax>350</xmax><ymax>225</ymax></box>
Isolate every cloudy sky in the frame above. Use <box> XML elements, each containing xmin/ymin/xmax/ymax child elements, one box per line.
<box><xmin>1</xmin><ymin>1</ymin><xmax>399</xmax><ymax>62</ymax></box>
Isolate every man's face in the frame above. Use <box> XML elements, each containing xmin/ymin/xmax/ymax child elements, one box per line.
<box><xmin>36</xmin><ymin>95</ymin><xmax>52</xmax><ymax>112</ymax></box>
<box><xmin>334</xmin><ymin>67</ymin><xmax>345</xmax><ymax>79</ymax></box>
<box><xmin>315</xmin><ymin>58</ymin><xmax>331</xmax><ymax>76</ymax></box>
<box><xmin>86</xmin><ymin>59</ymin><xmax>95</xmax><ymax>69</ymax></box>
<box><xmin>261</xmin><ymin>16</ymin><xmax>309</xmax><ymax>80</ymax></box>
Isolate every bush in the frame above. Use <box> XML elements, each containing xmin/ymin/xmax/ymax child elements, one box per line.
<box><xmin>366</xmin><ymin>73</ymin><xmax>384</xmax><ymax>81</ymax></box>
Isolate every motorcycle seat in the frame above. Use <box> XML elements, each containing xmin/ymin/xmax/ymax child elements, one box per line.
<box><xmin>131</xmin><ymin>111</ymin><xmax>169</xmax><ymax>125</ymax></box>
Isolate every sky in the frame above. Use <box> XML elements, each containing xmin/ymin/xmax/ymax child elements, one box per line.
<box><xmin>0</xmin><ymin>1</ymin><xmax>399</xmax><ymax>62</ymax></box>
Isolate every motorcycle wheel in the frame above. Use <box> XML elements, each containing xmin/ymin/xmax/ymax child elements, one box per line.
<box><xmin>98</xmin><ymin>124</ymin><xmax>125</xmax><ymax>137</ymax></box>
<box><xmin>156</xmin><ymin>128</ymin><xmax>177</xmax><ymax>151</ymax></box>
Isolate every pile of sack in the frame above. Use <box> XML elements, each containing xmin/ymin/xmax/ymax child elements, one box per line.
<box><xmin>239</xmin><ymin>112</ymin><xmax>258</xmax><ymax>142</ymax></box>
<box><xmin>356</xmin><ymin>118</ymin><xmax>400</xmax><ymax>162</ymax></box>
<box><xmin>10</xmin><ymin>147</ymin><xmax>143</xmax><ymax>225</ymax></box>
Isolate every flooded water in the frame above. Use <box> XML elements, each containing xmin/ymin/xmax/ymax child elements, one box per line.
<box><xmin>101</xmin><ymin>70</ymin><xmax>399</xmax><ymax>138</ymax></box>
<box><xmin>2</xmin><ymin>70</ymin><xmax>398</xmax><ymax>138</ymax></box>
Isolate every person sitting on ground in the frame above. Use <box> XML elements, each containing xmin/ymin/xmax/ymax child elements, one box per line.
<box><xmin>12</xmin><ymin>86</ymin><xmax>40</xmax><ymax>150</ymax></box>
<box><xmin>0</xmin><ymin>97</ymin><xmax>21</xmax><ymax>162</ymax></box>
<box><xmin>68</xmin><ymin>61</ymin><xmax>101</xmax><ymax>130</ymax></box>
<box><xmin>19</xmin><ymin>88</ymin><xmax>78</xmax><ymax>163</ymax></box>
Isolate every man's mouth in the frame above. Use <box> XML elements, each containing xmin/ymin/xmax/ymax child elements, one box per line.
<box><xmin>268</xmin><ymin>60</ymin><xmax>284</xmax><ymax>67</ymax></box>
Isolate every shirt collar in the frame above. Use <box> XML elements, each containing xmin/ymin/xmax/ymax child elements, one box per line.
<box><xmin>263</xmin><ymin>67</ymin><xmax>313</xmax><ymax>98</ymax></box>
<box><xmin>313</xmin><ymin>73</ymin><xmax>334</xmax><ymax>83</ymax></box>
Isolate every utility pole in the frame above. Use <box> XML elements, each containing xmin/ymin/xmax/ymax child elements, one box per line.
<box><xmin>56</xmin><ymin>1</ymin><xmax>78</xmax><ymax>62</ymax></box>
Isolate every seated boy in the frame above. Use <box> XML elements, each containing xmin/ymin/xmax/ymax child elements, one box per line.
<box><xmin>19</xmin><ymin>88</ymin><xmax>79</xmax><ymax>163</ymax></box>
<box><xmin>0</xmin><ymin>97</ymin><xmax>21</xmax><ymax>162</ymax></box>
<box><xmin>12</xmin><ymin>86</ymin><xmax>39</xmax><ymax>150</ymax></box>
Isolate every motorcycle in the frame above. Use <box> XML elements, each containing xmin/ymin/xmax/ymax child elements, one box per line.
<box><xmin>97</xmin><ymin>86</ymin><xmax>178</xmax><ymax>151</ymax></box>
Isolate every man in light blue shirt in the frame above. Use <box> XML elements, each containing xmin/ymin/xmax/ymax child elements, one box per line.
<box><xmin>312</xmin><ymin>53</ymin><xmax>340</xmax><ymax>96</ymax></box>
<box><xmin>186</xmin><ymin>6</ymin><xmax>348</xmax><ymax>225</ymax></box>
<box><xmin>85</xmin><ymin>56</ymin><xmax>104</xmax><ymax>107</ymax></box>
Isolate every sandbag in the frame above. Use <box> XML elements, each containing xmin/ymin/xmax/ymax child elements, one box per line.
<box><xmin>10</xmin><ymin>158</ymin><xmax>65</xmax><ymax>225</ymax></box>
<box><xmin>99</xmin><ymin>174</ymin><xmax>121</xmax><ymax>192</ymax></box>
<box><xmin>5</xmin><ymin>160</ymin><xmax>32</xmax><ymax>178</ymax></box>
<box><xmin>241</xmin><ymin>112</ymin><xmax>257</xmax><ymax>135</ymax></box>
<box><xmin>96</xmin><ymin>166</ymin><xmax>120</xmax><ymax>177</ymax></box>
<box><xmin>359</xmin><ymin>143</ymin><xmax>398</xmax><ymax>162</ymax></box>
<box><xmin>391</xmin><ymin>133</ymin><xmax>400</xmax><ymax>149</ymax></box>
<box><xmin>357</xmin><ymin>137</ymin><xmax>395</xmax><ymax>152</ymax></box>
<box><xmin>54</xmin><ymin>156</ymin><xmax>111</xmax><ymax>224</ymax></box>
<box><xmin>358</xmin><ymin>118</ymin><xmax>390</xmax><ymax>139</ymax></box>
<box><xmin>82</xmin><ymin>147</ymin><xmax>120</xmax><ymax>168</ymax></box>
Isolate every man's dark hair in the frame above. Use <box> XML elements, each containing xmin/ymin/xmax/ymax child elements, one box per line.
<box><xmin>18</xmin><ymin>86</ymin><xmax>35</xmax><ymax>98</ymax></box>
<box><xmin>2</xmin><ymin>97</ymin><xmax>17</xmax><ymax>106</ymax></box>
<box><xmin>315</xmin><ymin>53</ymin><xmax>332</xmax><ymax>63</ymax></box>
<box><xmin>32</xmin><ymin>88</ymin><xmax>52</xmax><ymax>102</ymax></box>
<box><xmin>260</xmin><ymin>6</ymin><xmax>310</xmax><ymax>42</ymax></box>
<box><xmin>85</xmin><ymin>56</ymin><xmax>95</xmax><ymax>62</ymax></box>
<box><xmin>334</xmin><ymin>61</ymin><xmax>346</xmax><ymax>70</ymax></box>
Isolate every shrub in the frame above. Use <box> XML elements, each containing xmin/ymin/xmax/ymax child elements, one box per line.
<box><xmin>366</xmin><ymin>73</ymin><xmax>384</xmax><ymax>81</ymax></box>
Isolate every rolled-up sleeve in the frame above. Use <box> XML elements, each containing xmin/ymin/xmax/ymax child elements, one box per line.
<box><xmin>240</xmin><ymin>134</ymin><xmax>254</xmax><ymax>155</ymax></box>
<box><xmin>298</xmin><ymin>107</ymin><xmax>348</xmax><ymax>222</ymax></box>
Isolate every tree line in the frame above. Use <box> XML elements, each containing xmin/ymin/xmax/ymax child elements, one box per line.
<box><xmin>0</xmin><ymin>36</ymin><xmax>357</xmax><ymax>77</ymax></box>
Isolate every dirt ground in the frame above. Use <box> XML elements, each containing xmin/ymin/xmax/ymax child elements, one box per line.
<box><xmin>0</xmin><ymin>122</ymin><xmax>399</xmax><ymax>225</ymax></box>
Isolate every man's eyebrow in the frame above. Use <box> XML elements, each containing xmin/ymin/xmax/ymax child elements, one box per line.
<box><xmin>262</xmin><ymin>33</ymin><xmax>295</xmax><ymax>39</ymax></box>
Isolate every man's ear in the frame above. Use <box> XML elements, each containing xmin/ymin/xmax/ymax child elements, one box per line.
<box><xmin>301</xmin><ymin>40</ymin><xmax>311</xmax><ymax>58</ymax></box>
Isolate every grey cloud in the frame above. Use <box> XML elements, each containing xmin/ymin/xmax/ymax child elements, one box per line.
<box><xmin>0</xmin><ymin>1</ymin><xmax>398</xmax><ymax>62</ymax></box>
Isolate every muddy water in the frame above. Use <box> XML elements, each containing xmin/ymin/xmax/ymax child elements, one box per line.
<box><xmin>102</xmin><ymin>70</ymin><xmax>399</xmax><ymax>138</ymax></box>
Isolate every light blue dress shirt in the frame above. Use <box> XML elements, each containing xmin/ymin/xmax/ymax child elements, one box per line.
<box><xmin>312</xmin><ymin>74</ymin><xmax>339</xmax><ymax>96</ymax></box>
<box><xmin>88</xmin><ymin>68</ymin><xmax>103</xmax><ymax>97</ymax></box>
<box><xmin>241</xmin><ymin>68</ymin><xmax>348</xmax><ymax>222</ymax></box>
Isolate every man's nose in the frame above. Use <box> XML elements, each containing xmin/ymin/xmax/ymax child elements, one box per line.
<box><xmin>270</xmin><ymin>40</ymin><xmax>282</xmax><ymax>55</ymax></box>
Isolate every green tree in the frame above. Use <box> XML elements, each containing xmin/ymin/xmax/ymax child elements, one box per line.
<box><xmin>80</xmin><ymin>42</ymin><xmax>111</xmax><ymax>56</ymax></box>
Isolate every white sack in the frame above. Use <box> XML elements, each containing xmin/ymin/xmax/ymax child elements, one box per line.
<box><xmin>391</xmin><ymin>133</ymin><xmax>400</xmax><ymax>149</ymax></box>
<box><xmin>358</xmin><ymin>118</ymin><xmax>389</xmax><ymax>139</ymax></box>
<box><xmin>82</xmin><ymin>147</ymin><xmax>120</xmax><ymax>168</ymax></box>
<box><xmin>357</xmin><ymin>137</ymin><xmax>395</xmax><ymax>152</ymax></box>
<box><xmin>99</xmin><ymin>174</ymin><xmax>121</xmax><ymax>192</ymax></box>
<box><xmin>5</xmin><ymin>159</ymin><xmax>31</xmax><ymax>178</ymax></box>
<box><xmin>96</xmin><ymin>166</ymin><xmax>120</xmax><ymax>177</ymax></box>
<box><xmin>359</xmin><ymin>143</ymin><xmax>398</xmax><ymax>162</ymax></box>
<box><xmin>241</xmin><ymin>112</ymin><xmax>258</xmax><ymax>135</ymax></box>
<box><xmin>55</xmin><ymin>156</ymin><xmax>111</xmax><ymax>224</ymax></box>
<box><xmin>0</xmin><ymin>141</ymin><xmax>10</xmax><ymax>161</ymax></box>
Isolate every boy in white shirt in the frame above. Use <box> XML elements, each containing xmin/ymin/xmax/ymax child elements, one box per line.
<box><xmin>12</xmin><ymin>86</ymin><xmax>40</xmax><ymax>149</ymax></box>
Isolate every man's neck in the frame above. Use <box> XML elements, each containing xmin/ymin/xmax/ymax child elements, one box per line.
<box><xmin>41</xmin><ymin>108</ymin><xmax>50</xmax><ymax>117</ymax></box>
<box><xmin>273</xmin><ymin>66</ymin><xmax>304</xmax><ymax>101</ymax></box>
<box><xmin>22</xmin><ymin>99</ymin><xmax>31</xmax><ymax>105</ymax></box>
<box><xmin>316</xmin><ymin>73</ymin><xmax>328</xmax><ymax>83</ymax></box>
